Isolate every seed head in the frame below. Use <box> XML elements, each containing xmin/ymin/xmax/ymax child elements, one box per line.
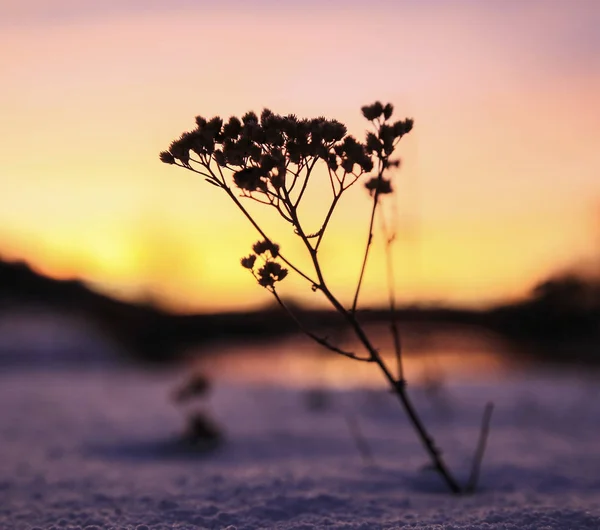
<box><xmin>322</xmin><ymin>120</ymin><xmax>347</xmax><ymax>142</ymax></box>
<box><xmin>169</xmin><ymin>132</ymin><xmax>195</xmax><ymax>165</ymax></box>
<box><xmin>223</xmin><ymin>116</ymin><xmax>242</xmax><ymax>139</ymax></box>
<box><xmin>365</xmin><ymin>132</ymin><xmax>381</xmax><ymax>154</ymax></box>
<box><xmin>260</xmin><ymin>108</ymin><xmax>274</xmax><ymax>124</ymax></box>
<box><xmin>159</xmin><ymin>151</ymin><xmax>175</xmax><ymax>164</ymax></box>
<box><xmin>233</xmin><ymin>167</ymin><xmax>265</xmax><ymax>191</ymax></box>
<box><xmin>240</xmin><ymin>255</ymin><xmax>257</xmax><ymax>269</ymax></box>
<box><xmin>214</xmin><ymin>149</ymin><xmax>226</xmax><ymax>166</ymax></box>
<box><xmin>257</xmin><ymin>261</ymin><xmax>288</xmax><ymax>287</ymax></box>
<box><xmin>242</xmin><ymin>111</ymin><xmax>259</xmax><ymax>124</ymax></box>
<box><xmin>365</xmin><ymin>176</ymin><xmax>393</xmax><ymax>196</ymax></box>
<box><xmin>383</xmin><ymin>103</ymin><xmax>394</xmax><ymax>120</ymax></box>
<box><xmin>393</xmin><ymin>118</ymin><xmax>414</xmax><ymax>138</ymax></box>
<box><xmin>252</xmin><ymin>240</ymin><xmax>280</xmax><ymax>257</ymax></box>
<box><xmin>361</xmin><ymin>101</ymin><xmax>384</xmax><ymax>121</ymax></box>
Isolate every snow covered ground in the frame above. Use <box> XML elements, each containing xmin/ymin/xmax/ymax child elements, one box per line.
<box><xmin>1</xmin><ymin>324</ymin><xmax>600</xmax><ymax>529</ymax></box>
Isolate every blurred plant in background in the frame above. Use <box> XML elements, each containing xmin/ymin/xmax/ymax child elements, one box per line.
<box><xmin>172</xmin><ymin>371</ymin><xmax>223</xmax><ymax>449</ymax></box>
<box><xmin>160</xmin><ymin>102</ymin><xmax>491</xmax><ymax>494</ymax></box>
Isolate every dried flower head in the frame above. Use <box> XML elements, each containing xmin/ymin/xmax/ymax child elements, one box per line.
<box><xmin>379</xmin><ymin>124</ymin><xmax>395</xmax><ymax>155</ymax></box>
<box><xmin>223</xmin><ymin>116</ymin><xmax>242</xmax><ymax>139</ymax></box>
<box><xmin>261</xmin><ymin>108</ymin><xmax>274</xmax><ymax>124</ymax></box>
<box><xmin>383</xmin><ymin>103</ymin><xmax>394</xmax><ymax>120</ymax></box>
<box><xmin>159</xmin><ymin>151</ymin><xmax>176</xmax><ymax>164</ymax></box>
<box><xmin>257</xmin><ymin>261</ymin><xmax>288</xmax><ymax>287</ymax></box>
<box><xmin>393</xmin><ymin>118</ymin><xmax>414</xmax><ymax>138</ymax></box>
<box><xmin>252</xmin><ymin>240</ymin><xmax>280</xmax><ymax>257</ymax></box>
<box><xmin>322</xmin><ymin>119</ymin><xmax>347</xmax><ymax>142</ymax></box>
<box><xmin>326</xmin><ymin>153</ymin><xmax>338</xmax><ymax>171</ymax></box>
<box><xmin>233</xmin><ymin>167</ymin><xmax>265</xmax><ymax>192</ymax></box>
<box><xmin>361</xmin><ymin>101</ymin><xmax>384</xmax><ymax>121</ymax></box>
<box><xmin>240</xmin><ymin>254</ymin><xmax>257</xmax><ymax>269</ymax></box>
<box><xmin>242</xmin><ymin>111</ymin><xmax>259</xmax><ymax>124</ymax></box>
<box><xmin>213</xmin><ymin>149</ymin><xmax>226</xmax><ymax>166</ymax></box>
<box><xmin>365</xmin><ymin>176</ymin><xmax>393</xmax><ymax>196</ymax></box>
<box><xmin>365</xmin><ymin>132</ymin><xmax>382</xmax><ymax>154</ymax></box>
<box><xmin>168</xmin><ymin>132</ymin><xmax>196</xmax><ymax>164</ymax></box>
<box><xmin>204</xmin><ymin>116</ymin><xmax>223</xmax><ymax>137</ymax></box>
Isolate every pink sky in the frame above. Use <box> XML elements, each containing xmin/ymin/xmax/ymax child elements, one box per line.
<box><xmin>1</xmin><ymin>0</ymin><xmax>599</xmax><ymax>312</ymax></box>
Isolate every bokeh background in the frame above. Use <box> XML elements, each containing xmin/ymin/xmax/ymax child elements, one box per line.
<box><xmin>2</xmin><ymin>7</ymin><xmax>600</xmax><ymax>526</ymax></box>
<box><xmin>2</xmin><ymin>0</ymin><xmax>599</xmax><ymax>314</ymax></box>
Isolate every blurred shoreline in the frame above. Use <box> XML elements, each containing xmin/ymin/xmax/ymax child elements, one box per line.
<box><xmin>1</xmin><ymin>256</ymin><xmax>599</xmax><ymax>367</ymax></box>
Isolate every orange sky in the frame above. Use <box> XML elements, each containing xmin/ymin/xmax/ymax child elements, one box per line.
<box><xmin>1</xmin><ymin>1</ymin><xmax>599</xmax><ymax>312</ymax></box>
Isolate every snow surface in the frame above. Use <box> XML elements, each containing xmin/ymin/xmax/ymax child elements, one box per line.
<box><xmin>1</xmin><ymin>330</ymin><xmax>600</xmax><ymax>529</ymax></box>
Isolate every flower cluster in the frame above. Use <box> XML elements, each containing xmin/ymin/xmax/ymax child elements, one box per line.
<box><xmin>364</xmin><ymin>176</ymin><xmax>393</xmax><ymax>197</ymax></box>
<box><xmin>159</xmin><ymin>108</ymin><xmax>378</xmax><ymax>198</ymax></box>
<box><xmin>359</xmin><ymin>101</ymin><xmax>414</xmax><ymax>197</ymax></box>
<box><xmin>160</xmin><ymin>101</ymin><xmax>414</xmax><ymax>281</ymax></box>
<box><xmin>241</xmin><ymin>240</ymin><xmax>288</xmax><ymax>288</ymax></box>
<box><xmin>256</xmin><ymin>261</ymin><xmax>288</xmax><ymax>287</ymax></box>
<box><xmin>252</xmin><ymin>240</ymin><xmax>279</xmax><ymax>257</ymax></box>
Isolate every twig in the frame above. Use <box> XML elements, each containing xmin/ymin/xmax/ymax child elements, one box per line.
<box><xmin>221</xmin><ymin>187</ymin><xmax>317</xmax><ymax>286</ymax></box>
<box><xmin>378</xmin><ymin>208</ymin><xmax>404</xmax><ymax>382</ymax></box>
<box><xmin>317</xmin><ymin>281</ymin><xmax>463</xmax><ymax>494</ymax></box>
<box><xmin>351</xmin><ymin>157</ymin><xmax>385</xmax><ymax>313</ymax></box>
<box><xmin>345</xmin><ymin>413</ymin><xmax>375</xmax><ymax>467</ymax></box>
<box><xmin>270</xmin><ymin>288</ymin><xmax>372</xmax><ymax>362</ymax></box>
<box><xmin>466</xmin><ymin>402</ymin><xmax>494</xmax><ymax>493</ymax></box>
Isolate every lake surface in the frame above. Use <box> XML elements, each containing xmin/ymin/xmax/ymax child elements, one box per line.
<box><xmin>191</xmin><ymin>323</ymin><xmax>539</xmax><ymax>389</ymax></box>
<box><xmin>1</xmin><ymin>310</ymin><xmax>596</xmax><ymax>389</ymax></box>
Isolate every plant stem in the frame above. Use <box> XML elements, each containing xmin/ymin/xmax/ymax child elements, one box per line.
<box><xmin>351</xmin><ymin>158</ymin><xmax>385</xmax><ymax>313</ymax></box>
<box><xmin>345</xmin><ymin>413</ymin><xmax>375</xmax><ymax>467</ymax></box>
<box><xmin>466</xmin><ymin>402</ymin><xmax>494</xmax><ymax>493</ymax></box>
<box><xmin>379</xmin><ymin>209</ymin><xmax>404</xmax><ymax>381</ymax></box>
<box><xmin>222</xmin><ymin>187</ymin><xmax>317</xmax><ymax>286</ymax></box>
<box><xmin>270</xmin><ymin>289</ymin><xmax>372</xmax><ymax>362</ymax></box>
<box><xmin>315</xmin><ymin>193</ymin><xmax>342</xmax><ymax>250</ymax></box>
<box><xmin>287</xmin><ymin>203</ymin><xmax>462</xmax><ymax>493</ymax></box>
<box><xmin>321</xmin><ymin>285</ymin><xmax>463</xmax><ymax>493</ymax></box>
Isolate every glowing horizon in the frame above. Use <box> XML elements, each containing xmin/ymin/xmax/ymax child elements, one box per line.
<box><xmin>1</xmin><ymin>1</ymin><xmax>599</xmax><ymax>313</ymax></box>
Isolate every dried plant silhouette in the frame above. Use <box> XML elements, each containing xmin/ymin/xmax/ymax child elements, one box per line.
<box><xmin>172</xmin><ymin>372</ymin><xmax>223</xmax><ymax>450</ymax></box>
<box><xmin>160</xmin><ymin>102</ymin><xmax>491</xmax><ymax>493</ymax></box>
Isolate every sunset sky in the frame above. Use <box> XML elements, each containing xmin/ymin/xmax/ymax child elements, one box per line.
<box><xmin>1</xmin><ymin>0</ymin><xmax>599</xmax><ymax>313</ymax></box>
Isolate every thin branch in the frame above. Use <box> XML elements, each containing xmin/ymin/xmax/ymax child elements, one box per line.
<box><xmin>173</xmin><ymin>161</ymin><xmax>214</xmax><ymax>181</ymax></box>
<box><xmin>326</xmin><ymin>165</ymin><xmax>338</xmax><ymax>194</ymax></box>
<box><xmin>345</xmin><ymin>413</ymin><xmax>376</xmax><ymax>466</ymax></box>
<box><xmin>220</xmin><ymin>187</ymin><xmax>317</xmax><ymax>285</ymax></box>
<box><xmin>241</xmin><ymin>192</ymin><xmax>271</xmax><ymax>206</ymax></box>
<box><xmin>287</xmin><ymin>158</ymin><xmax>303</xmax><ymax>195</ymax></box>
<box><xmin>466</xmin><ymin>402</ymin><xmax>494</xmax><ymax>493</ymax></box>
<box><xmin>191</xmin><ymin>145</ymin><xmax>312</xmax><ymax>283</ymax></box>
<box><xmin>212</xmin><ymin>158</ymin><xmax>227</xmax><ymax>186</ymax></box>
<box><xmin>274</xmin><ymin>202</ymin><xmax>294</xmax><ymax>224</ymax></box>
<box><xmin>315</xmin><ymin>192</ymin><xmax>342</xmax><ymax>250</ymax></box>
<box><xmin>316</xmin><ymin>280</ymin><xmax>463</xmax><ymax>494</ymax></box>
<box><xmin>341</xmin><ymin>172</ymin><xmax>361</xmax><ymax>191</ymax></box>
<box><xmin>294</xmin><ymin>158</ymin><xmax>318</xmax><ymax>208</ymax></box>
<box><xmin>351</xmin><ymin>156</ymin><xmax>385</xmax><ymax>313</ymax></box>
<box><xmin>378</xmin><ymin>207</ymin><xmax>403</xmax><ymax>382</ymax></box>
<box><xmin>271</xmin><ymin>289</ymin><xmax>372</xmax><ymax>362</ymax></box>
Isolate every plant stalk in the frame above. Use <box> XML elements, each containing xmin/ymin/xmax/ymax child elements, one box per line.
<box><xmin>290</xmin><ymin>211</ymin><xmax>462</xmax><ymax>493</ymax></box>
